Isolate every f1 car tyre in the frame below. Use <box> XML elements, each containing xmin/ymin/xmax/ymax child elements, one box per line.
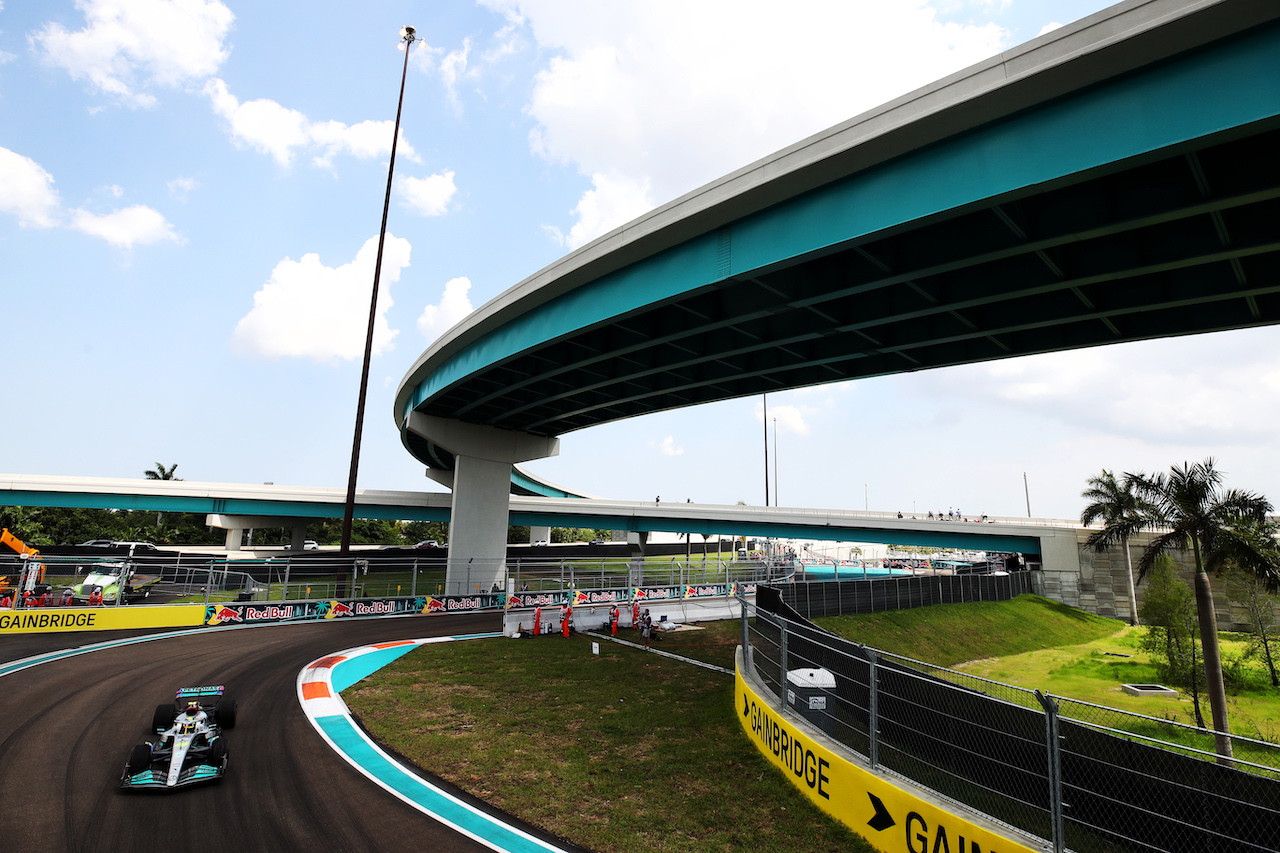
<box><xmin>209</xmin><ymin>737</ymin><xmax>228</xmax><ymax>764</ymax></box>
<box><xmin>152</xmin><ymin>703</ymin><xmax>176</xmax><ymax>732</ymax></box>
<box><xmin>127</xmin><ymin>743</ymin><xmax>152</xmax><ymax>774</ymax></box>
<box><xmin>215</xmin><ymin>698</ymin><xmax>237</xmax><ymax>729</ymax></box>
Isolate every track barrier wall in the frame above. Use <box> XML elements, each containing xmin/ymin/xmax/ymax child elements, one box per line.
<box><xmin>0</xmin><ymin>604</ymin><xmax>206</xmax><ymax>633</ymax></box>
<box><xmin>735</xmin><ymin>649</ymin><xmax>1038</xmax><ymax>853</ymax></box>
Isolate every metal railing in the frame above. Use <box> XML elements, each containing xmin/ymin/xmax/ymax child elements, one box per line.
<box><xmin>5</xmin><ymin>553</ymin><xmax>778</xmax><ymax>605</ymax></box>
<box><xmin>743</xmin><ymin>594</ymin><xmax>1280</xmax><ymax>853</ymax></box>
<box><xmin>779</xmin><ymin>570</ymin><xmax>1036</xmax><ymax>618</ymax></box>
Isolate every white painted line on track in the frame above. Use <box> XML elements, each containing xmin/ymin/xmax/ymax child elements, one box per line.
<box><xmin>297</xmin><ymin>635</ymin><xmax>576</xmax><ymax>853</ymax></box>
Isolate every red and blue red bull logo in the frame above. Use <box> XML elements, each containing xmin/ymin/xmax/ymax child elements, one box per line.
<box><xmin>206</xmin><ymin>606</ymin><xmax>244</xmax><ymax>626</ymax></box>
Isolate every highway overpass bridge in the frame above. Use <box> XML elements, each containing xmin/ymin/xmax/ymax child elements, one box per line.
<box><xmin>392</xmin><ymin>0</ymin><xmax>1280</xmax><ymax>590</ymax></box>
<box><xmin>0</xmin><ymin>473</ymin><xmax>1073</xmax><ymax>566</ymax></box>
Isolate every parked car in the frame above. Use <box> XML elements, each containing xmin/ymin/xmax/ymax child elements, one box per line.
<box><xmin>590</xmin><ymin>538</ymin><xmax>606</xmax><ymax>545</ymax></box>
<box><xmin>532</xmin><ymin>539</ymin><xmax>549</xmax><ymax>547</ymax></box>
<box><xmin>413</xmin><ymin>540</ymin><xmax>440</xmax><ymax>549</ymax></box>
<box><xmin>304</xmin><ymin>540</ymin><xmax>319</xmax><ymax>550</ymax></box>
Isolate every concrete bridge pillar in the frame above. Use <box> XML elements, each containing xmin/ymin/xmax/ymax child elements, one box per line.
<box><xmin>627</xmin><ymin>530</ymin><xmax>648</xmax><ymax>587</ymax></box>
<box><xmin>406</xmin><ymin>413</ymin><xmax>559</xmax><ymax>595</ymax></box>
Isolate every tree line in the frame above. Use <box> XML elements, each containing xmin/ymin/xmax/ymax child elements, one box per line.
<box><xmin>1082</xmin><ymin>458</ymin><xmax>1280</xmax><ymax>763</ymax></box>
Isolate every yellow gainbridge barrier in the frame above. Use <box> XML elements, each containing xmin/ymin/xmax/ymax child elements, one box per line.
<box><xmin>735</xmin><ymin>653</ymin><xmax>1037</xmax><ymax>853</ymax></box>
<box><xmin>0</xmin><ymin>605</ymin><xmax>207</xmax><ymax>634</ymax></box>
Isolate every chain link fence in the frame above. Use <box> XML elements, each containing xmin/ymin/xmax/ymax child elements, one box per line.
<box><xmin>6</xmin><ymin>552</ymin><xmax>776</xmax><ymax>605</ymax></box>
<box><xmin>744</xmin><ymin>584</ymin><xmax>1280</xmax><ymax>853</ymax></box>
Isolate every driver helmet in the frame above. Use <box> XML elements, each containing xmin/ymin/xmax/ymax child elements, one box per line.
<box><xmin>185</xmin><ymin>700</ymin><xmax>200</xmax><ymax>716</ymax></box>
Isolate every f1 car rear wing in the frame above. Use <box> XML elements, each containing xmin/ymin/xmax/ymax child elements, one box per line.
<box><xmin>175</xmin><ymin>686</ymin><xmax>226</xmax><ymax>701</ymax></box>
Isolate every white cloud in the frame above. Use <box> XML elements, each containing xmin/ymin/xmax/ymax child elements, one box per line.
<box><xmin>1</xmin><ymin>146</ymin><xmax>181</xmax><ymax>248</ymax></box>
<box><xmin>911</xmin><ymin>327</ymin><xmax>1280</xmax><ymax>447</ymax></box>
<box><xmin>70</xmin><ymin>204</ymin><xmax>183</xmax><ymax>248</ymax></box>
<box><xmin>417</xmin><ymin>276</ymin><xmax>475</xmax><ymax>341</ymax></box>
<box><xmin>1038</xmin><ymin>22</ymin><xmax>1065</xmax><ymax>37</ymax></box>
<box><xmin>755</xmin><ymin>400</ymin><xmax>811</xmax><ymax>437</ymax></box>
<box><xmin>550</xmin><ymin>172</ymin><xmax>653</xmax><ymax>249</ymax></box>
<box><xmin>0</xmin><ymin>146</ymin><xmax>60</xmax><ymax>227</ymax></box>
<box><xmin>659</xmin><ymin>435</ymin><xmax>684</xmax><ymax>456</ymax></box>
<box><xmin>203</xmin><ymin>77</ymin><xmax>418</xmax><ymax>169</ymax></box>
<box><xmin>232</xmin><ymin>234</ymin><xmax>412</xmax><ymax>361</ymax></box>
<box><xmin>31</xmin><ymin>0</ymin><xmax>233</xmax><ymax>108</ymax></box>
<box><xmin>399</xmin><ymin>171</ymin><xmax>457</xmax><ymax>217</ymax></box>
<box><xmin>167</xmin><ymin>176</ymin><xmax>199</xmax><ymax>200</ymax></box>
<box><xmin>508</xmin><ymin>0</ymin><xmax>1009</xmax><ymax>247</ymax></box>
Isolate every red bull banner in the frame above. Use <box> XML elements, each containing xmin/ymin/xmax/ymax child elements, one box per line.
<box><xmin>502</xmin><ymin>583</ymin><xmax>755</xmax><ymax>612</ymax></box>
<box><xmin>504</xmin><ymin>591</ymin><xmax>570</xmax><ymax>610</ymax></box>
<box><xmin>203</xmin><ymin>593</ymin><xmax>505</xmax><ymax>627</ymax></box>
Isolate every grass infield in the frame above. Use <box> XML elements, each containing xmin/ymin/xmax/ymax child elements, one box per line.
<box><xmin>344</xmin><ymin>622</ymin><xmax>873</xmax><ymax>853</ymax></box>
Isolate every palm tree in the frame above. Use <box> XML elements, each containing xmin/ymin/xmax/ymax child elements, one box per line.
<box><xmin>1081</xmin><ymin>470</ymin><xmax>1146</xmax><ymax>626</ymax></box>
<box><xmin>144</xmin><ymin>463</ymin><xmax>182</xmax><ymax>527</ymax></box>
<box><xmin>144</xmin><ymin>462</ymin><xmax>181</xmax><ymax>481</ymax></box>
<box><xmin>1127</xmin><ymin>459</ymin><xmax>1280</xmax><ymax>762</ymax></box>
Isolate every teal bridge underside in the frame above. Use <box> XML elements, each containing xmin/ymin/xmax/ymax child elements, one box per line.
<box><xmin>398</xmin><ymin>12</ymin><xmax>1280</xmax><ymax>492</ymax></box>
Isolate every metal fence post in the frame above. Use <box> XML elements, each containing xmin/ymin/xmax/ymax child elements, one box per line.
<box><xmin>867</xmin><ymin>647</ymin><xmax>879</xmax><ymax>770</ymax></box>
<box><xmin>738</xmin><ymin>587</ymin><xmax>750</xmax><ymax>674</ymax></box>
<box><xmin>1036</xmin><ymin>690</ymin><xmax>1065</xmax><ymax>853</ymax></box>
<box><xmin>779</xmin><ymin>617</ymin><xmax>789</xmax><ymax>710</ymax></box>
<box><xmin>411</xmin><ymin>556</ymin><xmax>418</xmax><ymax>597</ymax></box>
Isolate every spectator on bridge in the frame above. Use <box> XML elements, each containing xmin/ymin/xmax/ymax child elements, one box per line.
<box><xmin>927</xmin><ymin>511</ymin><xmax>934</xmax><ymax>519</ymax></box>
<box><xmin>59</xmin><ymin>588</ymin><xmax>73</xmax><ymax>607</ymax></box>
<box><xmin>897</xmin><ymin>511</ymin><xmax>903</xmax><ymax>518</ymax></box>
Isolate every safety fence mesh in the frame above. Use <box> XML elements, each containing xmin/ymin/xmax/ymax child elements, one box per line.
<box><xmin>746</xmin><ymin>585</ymin><xmax>1280</xmax><ymax>853</ymax></box>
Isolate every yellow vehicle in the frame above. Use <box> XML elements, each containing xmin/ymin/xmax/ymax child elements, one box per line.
<box><xmin>1</xmin><ymin>528</ymin><xmax>46</xmax><ymax>597</ymax></box>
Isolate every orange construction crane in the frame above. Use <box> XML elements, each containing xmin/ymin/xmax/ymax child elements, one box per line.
<box><xmin>1</xmin><ymin>528</ymin><xmax>45</xmax><ymax>594</ymax></box>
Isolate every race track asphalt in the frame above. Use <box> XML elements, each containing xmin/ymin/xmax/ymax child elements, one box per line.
<box><xmin>0</xmin><ymin>614</ymin><xmax>528</xmax><ymax>853</ymax></box>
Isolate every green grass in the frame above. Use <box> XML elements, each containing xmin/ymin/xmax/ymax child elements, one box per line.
<box><xmin>345</xmin><ymin>627</ymin><xmax>871</xmax><ymax>853</ymax></box>
<box><xmin>814</xmin><ymin>594</ymin><xmax>1125</xmax><ymax>667</ymax></box>
<box><xmin>344</xmin><ymin>594</ymin><xmax>1280</xmax><ymax>852</ymax></box>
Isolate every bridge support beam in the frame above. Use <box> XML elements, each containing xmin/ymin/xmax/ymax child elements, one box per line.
<box><xmin>406</xmin><ymin>413</ymin><xmax>559</xmax><ymax>594</ymax></box>
<box><xmin>206</xmin><ymin>514</ymin><xmax>314</xmax><ymax>551</ymax></box>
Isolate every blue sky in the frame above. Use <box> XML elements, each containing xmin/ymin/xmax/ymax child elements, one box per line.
<box><xmin>5</xmin><ymin>0</ymin><xmax>1280</xmax><ymax>524</ymax></box>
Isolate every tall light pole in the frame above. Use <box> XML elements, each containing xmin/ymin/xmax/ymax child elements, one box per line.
<box><xmin>772</xmin><ymin>416</ymin><xmax>778</xmax><ymax>507</ymax></box>
<box><xmin>762</xmin><ymin>393</ymin><xmax>770</xmax><ymax>507</ymax></box>
<box><xmin>341</xmin><ymin>25</ymin><xmax>421</xmax><ymax>556</ymax></box>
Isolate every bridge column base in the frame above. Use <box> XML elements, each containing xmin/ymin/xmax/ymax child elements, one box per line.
<box><xmin>405</xmin><ymin>413</ymin><xmax>560</xmax><ymax>595</ymax></box>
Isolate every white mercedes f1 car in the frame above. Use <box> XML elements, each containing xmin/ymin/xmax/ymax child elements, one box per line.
<box><xmin>120</xmin><ymin>686</ymin><xmax>237</xmax><ymax>790</ymax></box>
